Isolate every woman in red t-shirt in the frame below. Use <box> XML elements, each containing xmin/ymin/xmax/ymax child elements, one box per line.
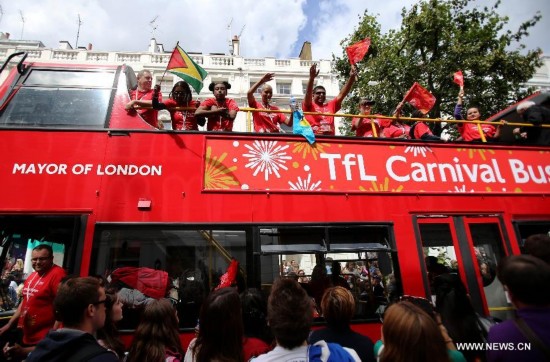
<box><xmin>151</xmin><ymin>81</ymin><xmax>204</xmax><ymax>130</ymax></box>
<box><xmin>196</xmin><ymin>81</ymin><xmax>240</xmax><ymax>132</ymax></box>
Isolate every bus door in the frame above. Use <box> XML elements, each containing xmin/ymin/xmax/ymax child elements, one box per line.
<box><xmin>414</xmin><ymin>215</ymin><xmax>512</xmax><ymax>321</ymax></box>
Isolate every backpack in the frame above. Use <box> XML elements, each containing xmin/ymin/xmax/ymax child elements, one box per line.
<box><xmin>308</xmin><ymin>340</ymin><xmax>357</xmax><ymax>362</ymax></box>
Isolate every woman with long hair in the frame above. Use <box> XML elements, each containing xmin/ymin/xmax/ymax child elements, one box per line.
<box><xmin>97</xmin><ymin>287</ymin><xmax>125</xmax><ymax>359</ymax></box>
<box><xmin>126</xmin><ymin>299</ymin><xmax>184</xmax><ymax>362</ymax></box>
<box><xmin>377</xmin><ymin>301</ymin><xmax>452</xmax><ymax>362</ymax></box>
<box><xmin>434</xmin><ymin>273</ymin><xmax>486</xmax><ymax>362</ymax></box>
<box><xmin>184</xmin><ymin>287</ymin><xmax>244</xmax><ymax>362</ymax></box>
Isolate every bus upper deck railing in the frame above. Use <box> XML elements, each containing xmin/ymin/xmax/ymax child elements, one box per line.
<box><xmin>135</xmin><ymin>104</ymin><xmax>548</xmax><ymax>142</ymax></box>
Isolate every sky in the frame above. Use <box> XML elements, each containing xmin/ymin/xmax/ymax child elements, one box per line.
<box><xmin>1</xmin><ymin>0</ymin><xmax>548</xmax><ymax>60</ymax></box>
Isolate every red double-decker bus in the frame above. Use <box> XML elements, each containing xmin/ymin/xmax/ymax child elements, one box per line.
<box><xmin>0</xmin><ymin>54</ymin><xmax>549</xmax><ymax>346</ymax></box>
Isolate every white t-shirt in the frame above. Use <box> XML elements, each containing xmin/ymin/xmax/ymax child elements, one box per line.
<box><xmin>250</xmin><ymin>345</ymin><xmax>309</xmax><ymax>362</ymax></box>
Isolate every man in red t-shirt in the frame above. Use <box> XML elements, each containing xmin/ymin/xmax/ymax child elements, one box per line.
<box><xmin>196</xmin><ymin>81</ymin><xmax>240</xmax><ymax>132</ymax></box>
<box><xmin>303</xmin><ymin>63</ymin><xmax>357</xmax><ymax>135</ymax></box>
<box><xmin>0</xmin><ymin>244</ymin><xmax>66</xmax><ymax>360</ymax></box>
<box><xmin>247</xmin><ymin>73</ymin><xmax>291</xmax><ymax>133</ymax></box>
<box><xmin>125</xmin><ymin>69</ymin><xmax>162</xmax><ymax>128</ymax></box>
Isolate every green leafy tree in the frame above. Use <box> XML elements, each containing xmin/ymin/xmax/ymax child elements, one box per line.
<box><xmin>335</xmin><ymin>0</ymin><xmax>543</xmax><ymax>136</ymax></box>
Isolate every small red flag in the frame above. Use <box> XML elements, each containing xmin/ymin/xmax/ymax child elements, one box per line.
<box><xmin>215</xmin><ymin>259</ymin><xmax>239</xmax><ymax>290</ymax></box>
<box><xmin>404</xmin><ymin>82</ymin><xmax>436</xmax><ymax>114</ymax></box>
<box><xmin>346</xmin><ymin>38</ymin><xmax>371</xmax><ymax>65</ymax></box>
<box><xmin>453</xmin><ymin>70</ymin><xmax>464</xmax><ymax>87</ymax></box>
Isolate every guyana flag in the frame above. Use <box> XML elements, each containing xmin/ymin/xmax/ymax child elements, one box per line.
<box><xmin>167</xmin><ymin>44</ymin><xmax>208</xmax><ymax>94</ymax></box>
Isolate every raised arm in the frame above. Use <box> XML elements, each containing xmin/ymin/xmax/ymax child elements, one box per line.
<box><xmin>454</xmin><ymin>89</ymin><xmax>465</xmax><ymax>120</ymax></box>
<box><xmin>247</xmin><ymin>73</ymin><xmax>274</xmax><ymax>107</ymax></box>
<box><xmin>303</xmin><ymin>63</ymin><xmax>319</xmax><ymax>110</ymax></box>
<box><xmin>334</xmin><ymin>65</ymin><xmax>357</xmax><ymax>109</ymax></box>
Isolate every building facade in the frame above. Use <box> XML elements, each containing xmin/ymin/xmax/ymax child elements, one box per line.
<box><xmin>1</xmin><ymin>33</ymin><xmax>549</xmax><ymax>132</ymax></box>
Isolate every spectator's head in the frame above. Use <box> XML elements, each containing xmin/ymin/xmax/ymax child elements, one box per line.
<box><xmin>195</xmin><ymin>287</ymin><xmax>243</xmax><ymax>362</ymax></box>
<box><xmin>411</xmin><ymin>109</ymin><xmax>427</xmax><ymax>119</ymax></box>
<box><xmin>498</xmin><ymin>255</ymin><xmax>550</xmax><ymax>307</ymax></box>
<box><xmin>54</xmin><ymin>277</ymin><xmax>106</xmax><ymax>333</ymax></box>
<box><xmin>170</xmin><ymin>81</ymin><xmax>192</xmax><ymax>105</ymax></box>
<box><xmin>240</xmin><ymin>288</ymin><xmax>271</xmax><ymax>343</ymax></box>
<box><xmin>466</xmin><ymin>106</ymin><xmax>481</xmax><ymax>120</ymax></box>
<box><xmin>381</xmin><ymin>301</ymin><xmax>448</xmax><ymax>362</ymax></box>
<box><xmin>261</xmin><ymin>84</ymin><xmax>273</xmax><ymax>103</ymax></box>
<box><xmin>268</xmin><ymin>278</ymin><xmax>313</xmax><ymax>349</ymax></box>
<box><xmin>128</xmin><ymin>298</ymin><xmax>183</xmax><ymax>362</ymax></box>
<box><xmin>331</xmin><ymin>261</ymin><xmax>342</xmax><ymax>276</ymax></box>
<box><xmin>312</xmin><ymin>85</ymin><xmax>326</xmax><ymax>104</ymax></box>
<box><xmin>136</xmin><ymin>70</ymin><xmax>152</xmax><ymax>91</ymax></box>
<box><xmin>522</xmin><ymin>234</ymin><xmax>550</xmax><ymax>265</ymax></box>
<box><xmin>31</xmin><ymin>244</ymin><xmax>54</xmax><ymax>275</ymax></box>
<box><xmin>359</xmin><ymin>98</ymin><xmax>375</xmax><ymax>114</ymax></box>
<box><xmin>320</xmin><ymin>287</ymin><xmax>355</xmax><ymax>328</ymax></box>
<box><xmin>208</xmin><ymin>81</ymin><xmax>231</xmax><ymax>101</ymax></box>
<box><xmin>516</xmin><ymin>101</ymin><xmax>536</xmax><ymax>115</ymax></box>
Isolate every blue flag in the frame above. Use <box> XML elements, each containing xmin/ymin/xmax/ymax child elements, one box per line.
<box><xmin>292</xmin><ymin>109</ymin><xmax>316</xmax><ymax>144</ymax></box>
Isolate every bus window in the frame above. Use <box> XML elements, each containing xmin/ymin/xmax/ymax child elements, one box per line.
<box><xmin>0</xmin><ymin>69</ymin><xmax>115</xmax><ymax>128</ymax></box>
<box><xmin>0</xmin><ymin>215</ymin><xmax>82</xmax><ymax>311</ymax></box>
<box><xmin>259</xmin><ymin>225</ymin><xmax>401</xmax><ymax>320</ymax></box>
<box><xmin>466</xmin><ymin>221</ymin><xmax>510</xmax><ymax>321</ymax></box>
<box><xmin>513</xmin><ymin>220</ymin><xmax>550</xmax><ymax>251</ymax></box>
<box><xmin>90</xmin><ymin>226</ymin><xmax>247</xmax><ymax>329</ymax></box>
<box><xmin>418</xmin><ymin>222</ymin><xmax>461</xmax><ymax>296</ymax></box>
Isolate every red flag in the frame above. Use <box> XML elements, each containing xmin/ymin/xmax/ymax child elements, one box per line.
<box><xmin>403</xmin><ymin>82</ymin><xmax>436</xmax><ymax>114</ymax></box>
<box><xmin>346</xmin><ymin>38</ymin><xmax>371</xmax><ymax>65</ymax></box>
<box><xmin>453</xmin><ymin>70</ymin><xmax>464</xmax><ymax>87</ymax></box>
<box><xmin>215</xmin><ymin>259</ymin><xmax>239</xmax><ymax>290</ymax></box>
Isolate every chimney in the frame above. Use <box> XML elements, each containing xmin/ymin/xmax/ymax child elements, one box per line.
<box><xmin>149</xmin><ymin>38</ymin><xmax>158</xmax><ymax>53</ymax></box>
<box><xmin>87</xmin><ymin>43</ymin><xmax>93</xmax><ymax>51</ymax></box>
<box><xmin>299</xmin><ymin>41</ymin><xmax>312</xmax><ymax>61</ymax></box>
<box><xmin>232</xmin><ymin>35</ymin><xmax>240</xmax><ymax>56</ymax></box>
<box><xmin>0</xmin><ymin>32</ymin><xmax>10</xmax><ymax>40</ymax></box>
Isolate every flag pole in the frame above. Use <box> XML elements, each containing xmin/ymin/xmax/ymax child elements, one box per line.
<box><xmin>160</xmin><ymin>41</ymin><xmax>179</xmax><ymax>87</ymax></box>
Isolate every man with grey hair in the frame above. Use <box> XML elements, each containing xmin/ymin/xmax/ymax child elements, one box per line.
<box><xmin>513</xmin><ymin>100</ymin><xmax>550</xmax><ymax>145</ymax></box>
<box><xmin>125</xmin><ymin>69</ymin><xmax>162</xmax><ymax>129</ymax></box>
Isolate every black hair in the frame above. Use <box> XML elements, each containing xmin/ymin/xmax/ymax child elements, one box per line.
<box><xmin>208</xmin><ymin>81</ymin><xmax>231</xmax><ymax>92</ymax></box>
<box><xmin>313</xmin><ymin>85</ymin><xmax>326</xmax><ymax>93</ymax></box>
<box><xmin>411</xmin><ymin>110</ymin><xmax>426</xmax><ymax>119</ymax></box>
<box><xmin>170</xmin><ymin>81</ymin><xmax>193</xmax><ymax>104</ymax></box>
<box><xmin>498</xmin><ymin>255</ymin><xmax>550</xmax><ymax>305</ymax></box>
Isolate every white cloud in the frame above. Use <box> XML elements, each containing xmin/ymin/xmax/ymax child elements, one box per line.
<box><xmin>0</xmin><ymin>0</ymin><xmax>547</xmax><ymax>58</ymax></box>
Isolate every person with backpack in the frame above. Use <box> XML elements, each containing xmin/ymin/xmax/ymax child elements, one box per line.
<box><xmin>26</xmin><ymin>277</ymin><xmax>118</xmax><ymax>362</ymax></box>
<box><xmin>250</xmin><ymin>278</ymin><xmax>360</xmax><ymax>362</ymax></box>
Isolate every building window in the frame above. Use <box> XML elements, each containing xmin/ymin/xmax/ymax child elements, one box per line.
<box><xmin>302</xmin><ymin>82</ymin><xmax>308</xmax><ymax>95</ymax></box>
<box><xmin>277</xmin><ymin>82</ymin><xmax>291</xmax><ymax>95</ymax></box>
<box><xmin>250</xmin><ymin>81</ymin><xmax>262</xmax><ymax>94</ymax></box>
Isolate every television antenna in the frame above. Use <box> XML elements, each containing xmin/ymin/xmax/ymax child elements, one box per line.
<box><xmin>0</xmin><ymin>5</ymin><xmax>4</xmax><ymax>27</ymax></box>
<box><xmin>19</xmin><ymin>10</ymin><xmax>24</xmax><ymax>40</ymax></box>
<box><xmin>75</xmin><ymin>14</ymin><xmax>83</xmax><ymax>49</ymax></box>
<box><xmin>149</xmin><ymin>15</ymin><xmax>159</xmax><ymax>38</ymax></box>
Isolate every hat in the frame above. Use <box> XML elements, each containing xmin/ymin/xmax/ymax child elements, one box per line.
<box><xmin>360</xmin><ymin>98</ymin><xmax>375</xmax><ymax>106</ymax></box>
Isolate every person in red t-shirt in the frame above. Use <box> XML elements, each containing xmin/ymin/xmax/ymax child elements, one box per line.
<box><xmin>196</xmin><ymin>81</ymin><xmax>239</xmax><ymax>132</ymax></box>
<box><xmin>351</xmin><ymin>98</ymin><xmax>381</xmax><ymax>137</ymax></box>
<box><xmin>303</xmin><ymin>63</ymin><xmax>357</xmax><ymax>135</ymax></box>
<box><xmin>125</xmin><ymin>70</ymin><xmax>162</xmax><ymax>129</ymax></box>
<box><xmin>134</xmin><ymin>81</ymin><xmax>205</xmax><ymax>131</ymax></box>
<box><xmin>0</xmin><ymin>244</ymin><xmax>66</xmax><ymax>360</ymax></box>
<box><xmin>247</xmin><ymin>73</ymin><xmax>291</xmax><ymax>133</ymax></box>
<box><xmin>409</xmin><ymin>109</ymin><xmax>441</xmax><ymax>141</ymax></box>
<box><xmin>454</xmin><ymin>89</ymin><xmax>503</xmax><ymax>142</ymax></box>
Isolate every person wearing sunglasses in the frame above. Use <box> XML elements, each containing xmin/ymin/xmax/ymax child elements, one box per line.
<box><xmin>303</xmin><ymin>63</ymin><xmax>357</xmax><ymax>136</ymax></box>
<box><xmin>26</xmin><ymin>277</ymin><xmax>118</xmax><ymax>362</ymax></box>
